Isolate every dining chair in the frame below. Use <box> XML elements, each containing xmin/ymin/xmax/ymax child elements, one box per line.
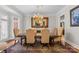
<box><xmin>49</xmin><ymin>27</ymin><xmax>64</xmax><ymax>46</ymax></box>
<box><xmin>26</xmin><ymin>29</ymin><xmax>36</xmax><ymax>47</ymax></box>
<box><xmin>41</xmin><ymin>29</ymin><xmax>50</xmax><ymax>47</ymax></box>
<box><xmin>13</xmin><ymin>28</ymin><xmax>20</xmax><ymax>37</ymax></box>
<box><xmin>49</xmin><ymin>28</ymin><xmax>57</xmax><ymax>46</ymax></box>
<box><xmin>50</xmin><ymin>28</ymin><xmax>57</xmax><ymax>36</ymax></box>
<box><xmin>54</xmin><ymin>27</ymin><xmax>64</xmax><ymax>44</ymax></box>
<box><xmin>13</xmin><ymin>28</ymin><xmax>22</xmax><ymax>45</ymax></box>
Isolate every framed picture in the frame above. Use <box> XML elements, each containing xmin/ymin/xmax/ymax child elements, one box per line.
<box><xmin>60</xmin><ymin>15</ymin><xmax>65</xmax><ymax>20</ymax></box>
<box><xmin>70</xmin><ymin>6</ymin><xmax>79</xmax><ymax>26</ymax></box>
<box><xmin>31</xmin><ymin>16</ymin><xmax>48</xmax><ymax>28</ymax></box>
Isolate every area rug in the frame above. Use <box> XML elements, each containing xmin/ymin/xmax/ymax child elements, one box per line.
<box><xmin>6</xmin><ymin>42</ymin><xmax>79</xmax><ymax>53</ymax></box>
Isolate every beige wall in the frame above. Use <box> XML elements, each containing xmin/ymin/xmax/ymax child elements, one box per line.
<box><xmin>56</xmin><ymin>5</ymin><xmax>79</xmax><ymax>49</ymax></box>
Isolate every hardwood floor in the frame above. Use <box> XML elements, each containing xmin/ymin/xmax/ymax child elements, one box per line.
<box><xmin>3</xmin><ymin>42</ymin><xmax>79</xmax><ymax>53</ymax></box>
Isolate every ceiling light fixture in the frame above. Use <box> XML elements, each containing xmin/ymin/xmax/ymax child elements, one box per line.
<box><xmin>33</xmin><ymin>5</ymin><xmax>43</xmax><ymax>18</ymax></box>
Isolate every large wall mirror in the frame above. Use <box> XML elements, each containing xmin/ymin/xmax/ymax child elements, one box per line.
<box><xmin>31</xmin><ymin>16</ymin><xmax>48</xmax><ymax>28</ymax></box>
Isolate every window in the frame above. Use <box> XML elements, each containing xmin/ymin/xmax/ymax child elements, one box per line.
<box><xmin>0</xmin><ymin>16</ymin><xmax>8</xmax><ymax>41</ymax></box>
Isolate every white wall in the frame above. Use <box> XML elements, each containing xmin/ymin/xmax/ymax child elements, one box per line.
<box><xmin>0</xmin><ymin>6</ymin><xmax>23</xmax><ymax>42</ymax></box>
<box><xmin>23</xmin><ymin>14</ymin><xmax>57</xmax><ymax>32</ymax></box>
<box><xmin>56</xmin><ymin>5</ymin><xmax>79</xmax><ymax>49</ymax></box>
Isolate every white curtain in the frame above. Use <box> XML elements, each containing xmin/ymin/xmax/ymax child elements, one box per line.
<box><xmin>1</xmin><ymin>20</ymin><xmax>8</xmax><ymax>40</ymax></box>
<box><xmin>11</xmin><ymin>17</ymin><xmax>21</xmax><ymax>39</ymax></box>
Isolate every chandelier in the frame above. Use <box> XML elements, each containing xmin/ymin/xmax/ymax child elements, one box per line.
<box><xmin>33</xmin><ymin>6</ymin><xmax>42</xmax><ymax>15</ymax></box>
<box><xmin>33</xmin><ymin>6</ymin><xmax>43</xmax><ymax>19</ymax></box>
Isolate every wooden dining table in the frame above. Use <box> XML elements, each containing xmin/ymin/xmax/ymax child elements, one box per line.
<box><xmin>17</xmin><ymin>33</ymin><xmax>26</xmax><ymax>45</ymax></box>
<box><xmin>35</xmin><ymin>33</ymin><xmax>41</xmax><ymax>43</ymax></box>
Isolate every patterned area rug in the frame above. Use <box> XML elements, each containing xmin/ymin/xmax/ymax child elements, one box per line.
<box><xmin>5</xmin><ymin>42</ymin><xmax>79</xmax><ymax>53</ymax></box>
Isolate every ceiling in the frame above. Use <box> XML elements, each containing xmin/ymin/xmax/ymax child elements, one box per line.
<box><xmin>8</xmin><ymin>5</ymin><xmax>65</xmax><ymax>16</ymax></box>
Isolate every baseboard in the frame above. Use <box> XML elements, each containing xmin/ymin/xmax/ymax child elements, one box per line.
<box><xmin>65</xmin><ymin>40</ymin><xmax>79</xmax><ymax>50</ymax></box>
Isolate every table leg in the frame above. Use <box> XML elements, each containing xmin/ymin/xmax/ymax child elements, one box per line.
<box><xmin>53</xmin><ymin>39</ymin><xmax>54</xmax><ymax>46</ymax></box>
<box><xmin>21</xmin><ymin>37</ymin><xmax>22</xmax><ymax>45</ymax></box>
<box><xmin>24</xmin><ymin>37</ymin><xmax>26</xmax><ymax>44</ymax></box>
<box><xmin>50</xmin><ymin>37</ymin><xmax>54</xmax><ymax>46</ymax></box>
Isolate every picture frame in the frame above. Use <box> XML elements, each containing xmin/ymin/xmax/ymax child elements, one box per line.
<box><xmin>60</xmin><ymin>15</ymin><xmax>65</xmax><ymax>20</ymax></box>
<box><xmin>70</xmin><ymin>6</ymin><xmax>79</xmax><ymax>26</ymax></box>
<box><xmin>31</xmin><ymin>16</ymin><xmax>48</xmax><ymax>28</ymax></box>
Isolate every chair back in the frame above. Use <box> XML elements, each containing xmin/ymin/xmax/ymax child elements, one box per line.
<box><xmin>50</xmin><ymin>28</ymin><xmax>58</xmax><ymax>36</ymax></box>
<box><xmin>26</xmin><ymin>29</ymin><xmax>36</xmax><ymax>44</ymax></box>
<box><xmin>13</xmin><ymin>28</ymin><xmax>20</xmax><ymax>37</ymax></box>
<box><xmin>41</xmin><ymin>29</ymin><xmax>49</xmax><ymax>43</ymax></box>
<box><xmin>57</xmin><ymin>27</ymin><xmax>64</xmax><ymax>36</ymax></box>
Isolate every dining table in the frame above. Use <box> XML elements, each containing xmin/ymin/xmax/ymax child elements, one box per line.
<box><xmin>17</xmin><ymin>33</ymin><xmax>26</xmax><ymax>45</ymax></box>
<box><xmin>35</xmin><ymin>33</ymin><xmax>41</xmax><ymax>43</ymax></box>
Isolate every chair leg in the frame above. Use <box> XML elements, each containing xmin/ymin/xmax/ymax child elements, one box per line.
<box><xmin>59</xmin><ymin>37</ymin><xmax>62</xmax><ymax>45</ymax></box>
<box><xmin>41</xmin><ymin>43</ymin><xmax>49</xmax><ymax>48</ymax></box>
<box><xmin>31</xmin><ymin>43</ymin><xmax>35</xmax><ymax>47</ymax></box>
<box><xmin>26</xmin><ymin>43</ymin><xmax>35</xmax><ymax>48</ymax></box>
<box><xmin>26</xmin><ymin>43</ymin><xmax>29</xmax><ymax>48</ymax></box>
<box><xmin>21</xmin><ymin>38</ymin><xmax>22</xmax><ymax>45</ymax></box>
<box><xmin>49</xmin><ymin>39</ymin><xmax>54</xmax><ymax>46</ymax></box>
<box><xmin>53</xmin><ymin>39</ymin><xmax>55</xmax><ymax>46</ymax></box>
